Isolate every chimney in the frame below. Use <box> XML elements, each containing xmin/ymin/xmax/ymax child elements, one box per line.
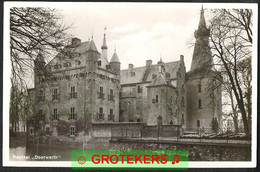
<box><xmin>146</xmin><ymin>60</ymin><xmax>152</xmax><ymax>66</ymax></box>
<box><xmin>180</xmin><ymin>55</ymin><xmax>184</xmax><ymax>61</ymax></box>
<box><xmin>129</xmin><ymin>64</ymin><xmax>134</xmax><ymax>69</ymax></box>
<box><xmin>72</xmin><ymin>37</ymin><xmax>81</xmax><ymax>46</ymax></box>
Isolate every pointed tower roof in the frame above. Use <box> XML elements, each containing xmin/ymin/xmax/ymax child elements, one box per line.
<box><xmin>101</xmin><ymin>33</ymin><xmax>108</xmax><ymax>50</ymax></box>
<box><xmin>198</xmin><ymin>5</ymin><xmax>207</xmax><ymax>29</ymax></box>
<box><xmin>87</xmin><ymin>39</ymin><xmax>98</xmax><ymax>52</ymax></box>
<box><xmin>148</xmin><ymin>74</ymin><xmax>167</xmax><ymax>87</ymax></box>
<box><xmin>110</xmin><ymin>51</ymin><xmax>120</xmax><ymax>63</ymax></box>
<box><xmin>190</xmin><ymin>6</ymin><xmax>212</xmax><ymax>71</ymax></box>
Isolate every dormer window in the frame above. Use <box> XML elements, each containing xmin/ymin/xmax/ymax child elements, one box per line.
<box><xmin>63</xmin><ymin>63</ymin><xmax>68</xmax><ymax>67</ymax></box>
<box><xmin>131</xmin><ymin>71</ymin><xmax>135</xmax><ymax>76</ymax></box>
<box><xmin>54</xmin><ymin>64</ymin><xmax>59</xmax><ymax>69</ymax></box>
<box><xmin>75</xmin><ymin>60</ymin><xmax>81</xmax><ymax>65</ymax></box>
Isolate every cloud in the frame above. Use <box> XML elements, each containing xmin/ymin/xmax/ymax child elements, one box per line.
<box><xmin>111</xmin><ymin>23</ymin><xmax>141</xmax><ymax>33</ymax></box>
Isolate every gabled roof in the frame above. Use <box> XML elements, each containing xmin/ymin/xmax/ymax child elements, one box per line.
<box><xmin>148</xmin><ymin>74</ymin><xmax>167</xmax><ymax>87</ymax></box>
<box><xmin>110</xmin><ymin>52</ymin><xmax>120</xmax><ymax>63</ymax></box>
<box><xmin>120</xmin><ymin>61</ymin><xmax>181</xmax><ymax>85</ymax></box>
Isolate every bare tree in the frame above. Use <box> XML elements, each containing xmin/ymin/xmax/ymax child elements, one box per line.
<box><xmin>209</xmin><ymin>9</ymin><xmax>252</xmax><ymax>134</ymax></box>
<box><xmin>10</xmin><ymin>7</ymin><xmax>71</xmax><ymax>89</ymax></box>
<box><xmin>222</xmin><ymin>75</ymin><xmax>239</xmax><ymax>133</ymax></box>
<box><xmin>9</xmin><ymin>7</ymin><xmax>72</xmax><ymax>135</ymax></box>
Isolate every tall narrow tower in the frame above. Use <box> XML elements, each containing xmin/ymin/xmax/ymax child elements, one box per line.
<box><xmin>101</xmin><ymin>28</ymin><xmax>109</xmax><ymax>68</ymax></box>
<box><xmin>190</xmin><ymin>6</ymin><xmax>213</xmax><ymax>71</ymax></box>
<box><xmin>185</xmin><ymin>7</ymin><xmax>222</xmax><ymax>129</ymax></box>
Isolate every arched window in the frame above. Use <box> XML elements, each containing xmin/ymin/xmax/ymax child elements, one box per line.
<box><xmin>157</xmin><ymin>116</ymin><xmax>162</xmax><ymax>126</ymax></box>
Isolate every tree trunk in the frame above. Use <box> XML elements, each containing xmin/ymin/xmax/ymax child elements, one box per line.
<box><xmin>232</xmin><ymin>115</ymin><xmax>239</xmax><ymax>133</ymax></box>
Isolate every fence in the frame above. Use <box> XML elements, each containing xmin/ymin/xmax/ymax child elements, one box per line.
<box><xmin>111</xmin><ymin>125</ymin><xmax>181</xmax><ymax>140</ymax></box>
<box><xmin>111</xmin><ymin>126</ymin><xmax>251</xmax><ymax>144</ymax></box>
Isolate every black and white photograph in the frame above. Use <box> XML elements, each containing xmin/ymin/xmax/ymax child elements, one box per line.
<box><xmin>2</xmin><ymin>2</ymin><xmax>258</xmax><ymax>168</ymax></box>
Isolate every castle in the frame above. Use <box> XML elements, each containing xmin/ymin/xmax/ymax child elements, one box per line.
<box><xmin>28</xmin><ymin>8</ymin><xmax>222</xmax><ymax>137</ymax></box>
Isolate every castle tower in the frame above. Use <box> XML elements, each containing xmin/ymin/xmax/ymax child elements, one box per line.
<box><xmin>110</xmin><ymin>48</ymin><xmax>121</xmax><ymax>74</ymax></box>
<box><xmin>34</xmin><ymin>53</ymin><xmax>46</xmax><ymax>93</ymax></box>
<box><xmin>190</xmin><ymin>6</ymin><xmax>213</xmax><ymax>71</ymax></box>
<box><xmin>185</xmin><ymin>7</ymin><xmax>222</xmax><ymax>129</ymax></box>
<box><xmin>86</xmin><ymin>39</ymin><xmax>100</xmax><ymax>71</ymax></box>
<box><xmin>33</xmin><ymin>53</ymin><xmax>46</xmax><ymax>133</ymax></box>
<box><xmin>85</xmin><ymin>38</ymin><xmax>101</xmax><ymax>134</ymax></box>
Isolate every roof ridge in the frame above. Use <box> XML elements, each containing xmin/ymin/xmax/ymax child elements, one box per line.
<box><xmin>121</xmin><ymin>60</ymin><xmax>180</xmax><ymax>71</ymax></box>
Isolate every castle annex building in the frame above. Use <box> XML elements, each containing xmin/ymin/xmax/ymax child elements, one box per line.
<box><xmin>29</xmin><ymin>8</ymin><xmax>222</xmax><ymax>137</ymax></box>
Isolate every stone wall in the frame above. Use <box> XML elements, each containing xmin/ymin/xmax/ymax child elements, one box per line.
<box><xmin>91</xmin><ymin>122</ymin><xmax>144</xmax><ymax>139</ymax></box>
<box><xmin>185</xmin><ymin>70</ymin><xmax>222</xmax><ymax>129</ymax></box>
<box><xmin>109</xmin><ymin>140</ymin><xmax>251</xmax><ymax>161</ymax></box>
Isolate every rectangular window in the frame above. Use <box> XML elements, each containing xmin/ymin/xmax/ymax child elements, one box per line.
<box><xmin>181</xmin><ymin>114</ymin><xmax>185</xmax><ymax>124</ymax></box>
<box><xmin>198</xmin><ymin>99</ymin><xmax>202</xmax><ymax>109</ymax></box>
<box><xmin>70</xmin><ymin>126</ymin><xmax>76</xmax><ymax>136</ymax></box>
<box><xmin>109</xmin><ymin>89</ymin><xmax>114</xmax><ymax>101</ymax></box>
<box><xmin>52</xmin><ymin>88</ymin><xmax>60</xmax><ymax>101</ymax></box>
<box><xmin>98</xmin><ymin>107</ymin><xmax>104</xmax><ymax>120</ymax></box>
<box><xmin>108</xmin><ymin>109</ymin><xmax>114</xmax><ymax>121</ymax></box>
<box><xmin>137</xmin><ymin>86</ymin><xmax>142</xmax><ymax>93</ymax></box>
<box><xmin>70</xmin><ymin>86</ymin><xmax>77</xmax><ymax>99</ymax></box>
<box><xmin>131</xmin><ymin>71</ymin><xmax>135</xmax><ymax>76</ymax></box>
<box><xmin>170</xmin><ymin>96</ymin><xmax>173</xmax><ymax>103</ymax></box>
<box><xmin>98</xmin><ymin>60</ymin><xmax>102</xmax><ymax>66</ymax></box>
<box><xmin>155</xmin><ymin>95</ymin><xmax>159</xmax><ymax>103</ymax></box>
<box><xmin>99</xmin><ymin>107</ymin><xmax>103</xmax><ymax>114</ymax></box>
<box><xmin>198</xmin><ymin>84</ymin><xmax>202</xmax><ymax>93</ymax></box>
<box><xmin>39</xmin><ymin>109</ymin><xmax>44</xmax><ymax>121</ymax></box>
<box><xmin>69</xmin><ymin>107</ymin><xmax>77</xmax><ymax>120</ymax></box>
<box><xmin>53</xmin><ymin>108</ymin><xmax>59</xmax><ymax>120</ymax></box>
<box><xmin>98</xmin><ymin>87</ymin><xmax>104</xmax><ymax>99</ymax></box>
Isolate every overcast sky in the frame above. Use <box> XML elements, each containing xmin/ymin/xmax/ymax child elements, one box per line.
<box><xmin>59</xmin><ymin>3</ymin><xmax>211</xmax><ymax>71</ymax></box>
